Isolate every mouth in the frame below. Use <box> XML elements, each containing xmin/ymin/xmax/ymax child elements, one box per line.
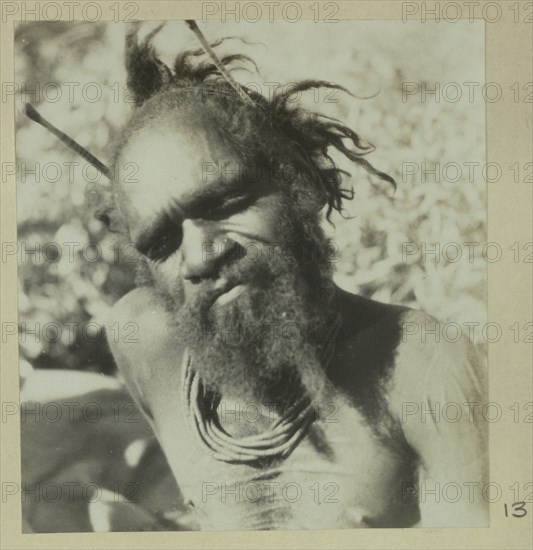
<box><xmin>212</xmin><ymin>282</ymin><xmax>247</xmax><ymax>306</ymax></box>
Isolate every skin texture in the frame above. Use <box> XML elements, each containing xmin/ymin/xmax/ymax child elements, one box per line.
<box><xmin>107</xmin><ymin>120</ymin><xmax>489</xmax><ymax>530</ymax></box>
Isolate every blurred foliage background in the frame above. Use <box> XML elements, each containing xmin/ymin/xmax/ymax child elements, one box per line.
<box><xmin>15</xmin><ymin>20</ymin><xmax>487</xmax><ymax>375</ymax></box>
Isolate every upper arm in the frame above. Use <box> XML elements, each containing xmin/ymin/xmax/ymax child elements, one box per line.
<box><xmin>106</xmin><ymin>288</ymin><xmax>167</xmax><ymax>423</ymax></box>
<box><xmin>389</xmin><ymin>311</ymin><xmax>489</xmax><ymax>527</ymax></box>
<box><xmin>105</xmin><ymin>287</ymin><xmax>187</xmax><ymax>427</ymax></box>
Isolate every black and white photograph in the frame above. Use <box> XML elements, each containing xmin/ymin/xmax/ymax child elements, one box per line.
<box><xmin>12</xmin><ymin>15</ymin><xmax>494</xmax><ymax>533</ymax></box>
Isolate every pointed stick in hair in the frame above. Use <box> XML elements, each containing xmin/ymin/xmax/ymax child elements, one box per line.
<box><xmin>24</xmin><ymin>104</ymin><xmax>112</xmax><ymax>180</ymax></box>
<box><xmin>185</xmin><ymin>20</ymin><xmax>254</xmax><ymax>105</ymax></box>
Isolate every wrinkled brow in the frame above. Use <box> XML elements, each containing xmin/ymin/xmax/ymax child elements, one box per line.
<box><xmin>134</xmin><ymin>172</ymin><xmax>274</xmax><ymax>253</ymax></box>
<box><xmin>180</xmin><ymin>173</ymin><xmax>266</xmax><ymax>215</ymax></box>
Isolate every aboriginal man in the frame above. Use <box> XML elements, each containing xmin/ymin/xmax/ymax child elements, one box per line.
<box><xmin>99</xmin><ymin>28</ymin><xmax>489</xmax><ymax>530</ymax></box>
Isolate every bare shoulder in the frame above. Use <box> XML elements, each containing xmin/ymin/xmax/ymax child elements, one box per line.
<box><xmin>331</xmin><ymin>288</ymin><xmax>486</xmax><ymax>419</ymax></box>
<box><xmin>108</xmin><ymin>286</ymin><xmax>178</xmax><ymax>345</ymax></box>
<box><xmin>386</xmin><ymin>307</ymin><xmax>487</xmax><ymax>428</ymax></box>
<box><xmin>108</xmin><ymin>286</ymin><xmax>164</xmax><ymax>329</ymax></box>
<box><xmin>392</xmin><ymin>307</ymin><xmax>485</xmax><ymax>390</ymax></box>
<box><xmin>336</xmin><ymin>286</ymin><xmax>480</xmax><ymax>377</ymax></box>
<box><xmin>105</xmin><ymin>286</ymin><xmax>185</xmax><ymax>383</ymax></box>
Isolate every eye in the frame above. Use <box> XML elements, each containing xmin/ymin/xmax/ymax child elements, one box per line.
<box><xmin>146</xmin><ymin>229</ymin><xmax>183</xmax><ymax>263</ymax></box>
<box><xmin>204</xmin><ymin>194</ymin><xmax>256</xmax><ymax>220</ymax></box>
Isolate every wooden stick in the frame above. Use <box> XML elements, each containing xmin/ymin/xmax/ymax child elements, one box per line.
<box><xmin>185</xmin><ymin>20</ymin><xmax>254</xmax><ymax>105</ymax></box>
<box><xmin>25</xmin><ymin>104</ymin><xmax>112</xmax><ymax>179</ymax></box>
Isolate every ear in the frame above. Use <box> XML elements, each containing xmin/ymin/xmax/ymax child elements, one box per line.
<box><xmin>287</xmin><ymin>168</ymin><xmax>329</xmax><ymax>214</ymax></box>
<box><xmin>85</xmin><ymin>183</ymin><xmax>127</xmax><ymax>234</ymax></box>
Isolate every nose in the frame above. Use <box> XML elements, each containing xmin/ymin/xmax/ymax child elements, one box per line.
<box><xmin>179</xmin><ymin>219</ymin><xmax>233</xmax><ymax>282</ymax></box>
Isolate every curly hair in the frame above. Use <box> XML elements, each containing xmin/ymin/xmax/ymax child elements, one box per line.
<box><xmin>94</xmin><ymin>24</ymin><xmax>395</xmax><ymax>231</ymax></box>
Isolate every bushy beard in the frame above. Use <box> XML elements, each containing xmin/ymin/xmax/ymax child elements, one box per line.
<box><xmin>138</xmin><ymin>206</ymin><xmax>336</xmax><ymax>406</ymax></box>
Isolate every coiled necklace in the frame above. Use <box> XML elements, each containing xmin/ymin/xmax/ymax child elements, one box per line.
<box><xmin>181</xmin><ymin>313</ymin><xmax>342</xmax><ymax>464</ymax></box>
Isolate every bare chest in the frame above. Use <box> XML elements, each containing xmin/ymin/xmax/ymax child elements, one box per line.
<box><xmin>148</xmin><ymin>386</ymin><xmax>419</xmax><ymax>530</ymax></box>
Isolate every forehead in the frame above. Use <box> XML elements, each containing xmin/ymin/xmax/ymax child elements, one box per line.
<box><xmin>116</xmin><ymin>124</ymin><xmax>239</xmax><ymax>227</ymax></box>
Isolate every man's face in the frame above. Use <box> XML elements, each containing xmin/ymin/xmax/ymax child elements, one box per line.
<box><xmin>116</xmin><ymin>117</ymin><xmax>332</xmax><ymax>400</ymax></box>
<box><xmin>117</xmin><ymin>120</ymin><xmax>288</xmax><ymax>304</ymax></box>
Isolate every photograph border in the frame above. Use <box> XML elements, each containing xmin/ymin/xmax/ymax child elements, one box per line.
<box><xmin>1</xmin><ymin>1</ymin><xmax>532</xmax><ymax>549</ymax></box>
